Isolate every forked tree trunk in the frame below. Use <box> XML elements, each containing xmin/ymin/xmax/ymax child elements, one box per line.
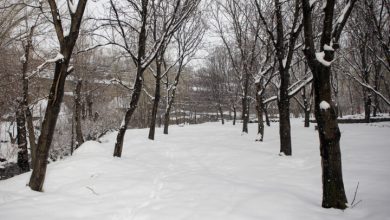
<box><xmin>301</xmin><ymin>0</ymin><xmax>354</xmax><ymax>209</ymax></box>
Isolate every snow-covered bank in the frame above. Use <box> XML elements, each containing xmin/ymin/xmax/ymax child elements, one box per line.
<box><xmin>0</xmin><ymin>120</ymin><xmax>389</xmax><ymax>220</ymax></box>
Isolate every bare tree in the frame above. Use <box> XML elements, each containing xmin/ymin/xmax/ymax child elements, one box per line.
<box><xmin>105</xmin><ymin>0</ymin><xmax>200</xmax><ymax>157</ymax></box>
<box><xmin>213</xmin><ymin>0</ymin><xmax>262</xmax><ymax>133</ymax></box>
<box><xmin>255</xmin><ymin>0</ymin><xmax>303</xmax><ymax>155</ymax></box>
<box><xmin>29</xmin><ymin>0</ymin><xmax>89</xmax><ymax>192</ymax></box>
<box><xmin>301</xmin><ymin>0</ymin><xmax>358</xmax><ymax>209</ymax></box>
<box><xmin>163</xmin><ymin>13</ymin><xmax>204</xmax><ymax>134</ymax></box>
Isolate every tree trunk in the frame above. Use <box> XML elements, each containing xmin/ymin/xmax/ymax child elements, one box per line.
<box><xmin>163</xmin><ymin>110</ymin><xmax>170</xmax><ymax>134</ymax></box>
<box><xmin>74</xmin><ymin>80</ymin><xmax>84</xmax><ymax>148</ymax></box>
<box><xmin>148</xmin><ymin>72</ymin><xmax>161</xmax><ymax>140</ymax></box>
<box><xmin>218</xmin><ymin>105</ymin><xmax>224</xmax><ymax>125</ymax></box>
<box><xmin>194</xmin><ymin>109</ymin><xmax>197</xmax><ymax>124</ymax></box>
<box><xmin>304</xmin><ymin>108</ymin><xmax>310</xmax><ymax>127</ymax></box>
<box><xmin>278</xmin><ymin>69</ymin><xmax>292</xmax><ymax>155</ymax></box>
<box><xmin>232</xmin><ymin>105</ymin><xmax>236</xmax><ymax>125</ymax></box>
<box><xmin>113</xmin><ymin>72</ymin><xmax>144</xmax><ymax>157</ymax></box>
<box><xmin>29</xmin><ymin>62</ymin><xmax>70</xmax><ymax>191</ymax></box>
<box><xmin>312</xmin><ymin>64</ymin><xmax>348</xmax><ymax>209</ymax></box>
<box><xmin>360</xmin><ymin>42</ymin><xmax>371</xmax><ymax>123</ymax></box>
<box><xmin>16</xmin><ymin>101</ymin><xmax>29</xmax><ymax>173</ymax></box>
<box><xmin>303</xmin><ymin>87</ymin><xmax>310</xmax><ymax>127</ymax></box>
<box><xmin>264</xmin><ymin>105</ymin><xmax>270</xmax><ymax>126</ymax></box>
<box><xmin>25</xmin><ymin>108</ymin><xmax>36</xmax><ymax>165</ymax></box>
<box><xmin>17</xmin><ymin>26</ymin><xmax>34</xmax><ymax>173</ymax></box>
<box><xmin>256</xmin><ymin>95</ymin><xmax>264</xmax><ymax>142</ymax></box>
<box><xmin>242</xmin><ymin>97</ymin><xmax>248</xmax><ymax>133</ymax></box>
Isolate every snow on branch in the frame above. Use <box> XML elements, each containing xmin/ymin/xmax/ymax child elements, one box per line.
<box><xmin>315</xmin><ymin>52</ymin><xmax>333</xmax><ymax>66</ymax></box>
<box><xmin>25</xmin><ymin>53</ymin><xmax>65</xmax><ymax>79</ymax></box>
<box><xmin>263</xmin><ymin>75</ymin><xmax>313</xmax><ymax>105</ymax></box>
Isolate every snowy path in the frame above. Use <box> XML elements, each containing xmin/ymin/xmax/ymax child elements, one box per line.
<box><xmin>0</xmin><ymin>120</ymin><xmax>389</xmax><ymax>220</ymax></box>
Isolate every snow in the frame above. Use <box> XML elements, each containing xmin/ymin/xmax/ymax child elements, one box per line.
<box><xmin>336</xmin><ymin>1</ymin><xmax>351</xmax><ymax>24</ymax></box>
<box><xmin>315</xmin><ymin>51</ymin><xmax>333</xmax><ymax>66</ymax></box>
<box><xmin>47</xmin><ymin>53</ymin><xmax>64</xmax><ymax>63</ymax></box>
<box><xmin>282</xmin><ymin>57</ymin><xmax>287</xmax><ymax>68</ymax></box>
<box><xmin>19</xmin><ymin>54</ymin><xmax>26</xmax><ymax>64</ymax></box>
<box><xmin>68</xmin><ymin>0</ymin><xmax>78</xmax><ymax>14</ymax></box>
<box><xmin>324</xmin><ymin>44</ymin><xmax>334</xmax><ymax>51</ymax></box>
<box><xmin>320</xmin><ymin>100</ymin><xmax>331</xmax><ymax>110</ymax></box>
<box><xmin>1</xmin><ymin>120</ymin><xmax>390</xmax><ymax>219</ymax></box>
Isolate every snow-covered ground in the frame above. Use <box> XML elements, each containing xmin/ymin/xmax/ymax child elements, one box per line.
<box><xmin>0</xmin><ymin>119</ymin><xmax>389</xmax><ymax>220</ymax></box>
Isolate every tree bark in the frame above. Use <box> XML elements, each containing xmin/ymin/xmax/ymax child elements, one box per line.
<box><xmin>16</xmin><ymin>101</ymin><xmax>29</xmax><ymax>173</ymax></box>
<box><xmin>148</xmin><ymin>65</ymin><xmax>161</xmax><ymax>140</ymax></box>
<box><xmin>74</xmin><ymin>80</ymin><xmax>84</xmax><ymax>148</ymax></box>
<box><xmin>25</xmin><ymin>107</ymin><xmax>36</xmax><ymax>165</ymax></box>
<box><xmin>256</xmin><ymin>92</ymin><xmax>264</xmax><ymax>141</ymax></box>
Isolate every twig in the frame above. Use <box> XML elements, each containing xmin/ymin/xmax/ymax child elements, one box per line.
<box><xmin>350</xmin><ymin>181</ymin><xmax>362</xmax><ymax>208</ymax></box>
<box><xmin>86</xmin><ymin>186</ymin><xmax>99</xmax><ymax>195</ymax></box>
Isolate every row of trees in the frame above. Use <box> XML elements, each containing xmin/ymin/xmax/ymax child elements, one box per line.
<box><xmin>0</xmin><ymin>0</ymin><xmax>389</xmax><ymax>210</ymax></box>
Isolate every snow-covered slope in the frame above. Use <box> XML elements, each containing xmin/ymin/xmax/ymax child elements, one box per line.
<box><xmin>0</xmin><ymin>120</ymin><xmax>389</xmax><ymax>220</ymax></box>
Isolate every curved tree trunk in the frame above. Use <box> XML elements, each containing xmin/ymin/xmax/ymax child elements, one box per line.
<box><xmin>113</xmin><ymin>74</ymin><xmax>144</xmax><ymax>157</ymax></box>
<box><xmin>29</xmin><ymin>62</ymin><xmax>71</xmax><ymax>191</ymax></box>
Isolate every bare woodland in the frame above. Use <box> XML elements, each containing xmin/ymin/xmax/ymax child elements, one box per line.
<box><xmin>0</xmin><ymin>0</ymin><xmax>389</xmax><ymax>211</ymax></box>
